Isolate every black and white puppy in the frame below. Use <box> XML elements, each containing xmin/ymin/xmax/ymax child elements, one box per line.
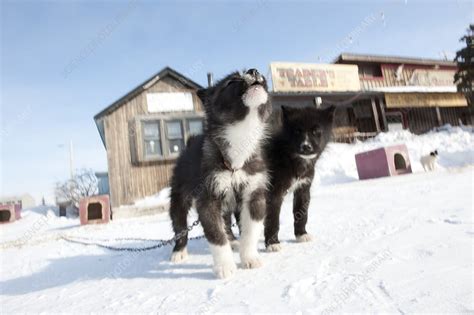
<box><xmin>169</xmin><ymin>69</ymin><xmax>272</xmax><ymax>279</ymax></box>
<box><xmin>264</xmin><ymin>105</ymin><xmax>335</xmax><ymax>251</ymax></box>
<box><xmin>420</xmin><ymin>150</ymin><xmax>438</xmax><ymax>171</ymax></box>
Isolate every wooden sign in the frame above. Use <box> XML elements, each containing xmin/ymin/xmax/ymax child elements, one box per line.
<box><xmin>410</xmin><ymin>69</ymin><xmax>456</xmax><ymax>87</ymax></box>
<box><xmin>147</xmin><ymin>92</ymin><xmax>194</xmax><ymax>113</ymax></box>
<box><xmin>385</xmin><ymin>93</ymin><xmax>467</xmax><ymax>108</ymax></box>
<box><xmin>270</xmin><ymin>62</ymin><xmax>361</xmax><ymax>92</ymax></box>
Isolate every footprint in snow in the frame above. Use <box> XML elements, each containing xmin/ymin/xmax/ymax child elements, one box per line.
<box><xmin>283</xmin><ymin>277</ymin><xmax>320</xmax><ymax>301</ymax></box>
<box><xmin>444</xmin><ymin>218</ymin><xmax>462</xmax><ymax>225</ymax></box>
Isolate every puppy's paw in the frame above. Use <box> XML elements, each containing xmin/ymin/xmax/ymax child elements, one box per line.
<box><xmin>266</xmin><ymin>243</ymin><xmax>282</xmax><ymax>252</ymax></box>
<box><xmin>170</xmin><ymin>248</ymin><xmax>188</xmax><ymax>263</ymax></box>
<box><xmin>213</xmin><ymin>261</ymin><xmax>237</xmax><ymax>279</ymax></box>
<box><xmin>296</xmin><ymin>233</ymin><xmax>313</xmax><ymax>243</ymax></box>
<box><xmin>241</xmin><ymin>255</ymin><xmax>263</xmax><ymax>269</ymax></box>
<box><xmin>230</xmin><ymin>240</ymin><xmax>240</xmax><ymax>252</ymax></box>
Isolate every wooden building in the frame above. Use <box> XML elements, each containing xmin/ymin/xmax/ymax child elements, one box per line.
<box><xmin>94</xmin><ymin>67</ymin><xmax>204</xmax><ymax>214</ymax></box>
<box><xmin>270</xmin><ymin>54</ymin><xmax>470</xmax><ymax>141</ymax></box>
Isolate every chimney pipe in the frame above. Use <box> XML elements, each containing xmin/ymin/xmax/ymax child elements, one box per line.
<box><xmin>207</xmin><ymin>72</ymin><xmax>214</xmax><ymax>87</ymax></box>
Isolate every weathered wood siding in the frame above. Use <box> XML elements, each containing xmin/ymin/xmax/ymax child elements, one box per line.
<box><xmin>358</xmin><ymin>64</ymin><xmax>456</xmax><ymax>90</ymax></box>
<box><xmin>103</xmin><ymin>76</ymin><xmax>202</xmax><ymax>207</ymax></box>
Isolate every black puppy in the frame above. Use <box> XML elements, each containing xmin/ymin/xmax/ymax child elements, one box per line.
<box><xmin>264</xmin><ymin>105</ymin><xmax>335</xmax><ymax>251</ymax></box>
<box><xmin>169</xmin><ymin>69</ymin><xmax>272</xmax><ymax>279</ymax></box>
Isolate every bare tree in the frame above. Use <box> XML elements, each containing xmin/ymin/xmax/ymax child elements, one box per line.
<box><xmin>55</xmin><ymin>169</ymin><xmax>99</xmax><ymax>214</ymax></box>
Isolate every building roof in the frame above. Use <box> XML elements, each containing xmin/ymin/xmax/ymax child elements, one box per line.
<box><xmin>93</xmin><ymin>66</ymin><xmax>203</xmax><ymax>148</ymax></box>
<box><xmin>94</xmin><ymin>66</ymin><xmax>203</xmax><ymax>121</ymax></box>
<box><xmin>334</xmin><ymin>53</ymin><xmax>456</xmax><ymax>67</ymax></box>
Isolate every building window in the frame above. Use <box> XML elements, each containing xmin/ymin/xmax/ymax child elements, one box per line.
<box><xmin>359</xmin><ymin>64</ymin><xmax>383</xmax><ymax>78</ymax></box>
<box><xmin>135</xmin><ymin>115</ymin><xmax>204</xmax><ymax>162</ymax></box>
<box><xmin>187</xmin><ymin>119</ymin><xmax>204</xmax><ymax>136</ymax></box>
<box><xmin>166</xmin><ymin>120</ymin><xmax>185</xmax><ymax>154</ymax></box>
<box><xmin>143</xmin><ymin>121</ymin><xmax>162</xmax><ymax>157</ymax></box>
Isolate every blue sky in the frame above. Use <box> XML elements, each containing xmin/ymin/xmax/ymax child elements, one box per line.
<box><xmin>1</xmin><ymin>0</ymin><xmax>472</xmax><ymax>203</ymax></box>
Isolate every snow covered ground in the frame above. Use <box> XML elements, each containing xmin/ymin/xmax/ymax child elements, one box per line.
<box><xmin>1</xmin><ymin>127</ymin><xmax>473</xmax><ymax>314</ymax></box>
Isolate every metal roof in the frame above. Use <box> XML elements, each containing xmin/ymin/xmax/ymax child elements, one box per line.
<box><xmin>334</xmin><ymin>53</ymin><xmax>456</xmax><ymax>67</ymax></box>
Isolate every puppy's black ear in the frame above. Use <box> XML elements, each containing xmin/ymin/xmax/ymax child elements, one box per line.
<box><xmin>196</xmin><ymin>88</ymin><xmax>208</xmax><ymax>104</ymax></box>
<box><xmin>434</xmin><ymin>150</ymin><xmax>438</xmax><ymax>155</ymax></box>
<box><xmin>281</xmin><ymin>105</ymin><xmax>292</xmax><ymax>123</ymax></box>
<box><xmin>325</xmin><ymin>105</ymin><xmax>336</xmax><ymax>121</ymax></box>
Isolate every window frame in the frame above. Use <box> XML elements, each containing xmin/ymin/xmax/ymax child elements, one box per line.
<box><xmin>134</xmin><ymin>113</ymin><xmax>204</xmax><ymax>162</ymax></box>
<box><xmin>186</xmin><ymin>118</ymin><xmax>205</xmax><ymax>137</ymax></box>
<box><xmin>164</xmin><ymin>119</ymin><xmax>185</xmax><ymax>157</ymax></box>
<box><xmin>142</xmin><ymin>120</ymin><xmax>163</xmax><ymax>159</ymax></box>
<box><xmin>358</xmin><ymin>63</ymin><xmax>384</xmax><ymax>79</ymax></box>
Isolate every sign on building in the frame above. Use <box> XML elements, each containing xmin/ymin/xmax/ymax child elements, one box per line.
<box><xmin>270</xmin><ymin>62</ymin><xmax>361</xmax><ymax>92</ymax></box>
<box><xmin>385</xmin><ymin>92</ymin><xmax>468</xmax><ymax>108</ymax></box>
<box><xmin>146</xmin><ymin>92</ymin><xmax>194</xmax><ymax>113</ymax></box>
<box><xmin>410</xmin><ymin>70</ymin><xmax>456</xmax><ymax>87</ymax></box>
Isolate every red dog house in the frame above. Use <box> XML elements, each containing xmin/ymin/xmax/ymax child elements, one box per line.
<box><xmin>0</xmin><ymin>204</ymin><xmax>21</xmax><ymax>224</ymax></box>
<box><xmin>355</xmin><ymin>144</ymin><xmax>412</xmax><ymax>180</ymax></box>
<box><xmin>79</xmin><ymin>195</ymin><xmax>111</xmax><ymax>225</ymax></box>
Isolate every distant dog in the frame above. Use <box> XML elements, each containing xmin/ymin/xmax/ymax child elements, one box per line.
<box><xmin>169</xmin><ymin>69</ymin><xmax>272</xmax><ymax>279</ymax></box>
<box><xmin>420</xmin><ymin>150</ymin><xmax>438</xmax><ymax>171</ymax></box>
<box><xmin>264</xmin><ymin>105</ymin><xmax>335</xmax><ymax>251</ymax></box>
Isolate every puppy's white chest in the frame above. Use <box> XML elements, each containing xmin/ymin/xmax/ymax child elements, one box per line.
<box><xmin>287</xmin><ymin>177</ymin><xmax>311</xmax><ymax>193</ymax></box>
<box><xmin>212</xmin><ymin>170</ymin><xmax>267</xmax><ymax>195</ymax></box>
<box><xmin>223</xmin><ymin>108</ymin><xmax>265</xmax><ymax>169</ymax></box>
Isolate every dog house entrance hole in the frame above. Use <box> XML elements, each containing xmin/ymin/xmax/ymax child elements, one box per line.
<box><xmin>87</xmin><ymin>202</ymin><xmax>103</xmax><ymax>221</ymax></box>
<box><xmin>0</xmin><ymin>209</ymin><xmax>11</xmax><ymax>222</ymax></box>
<box><xmin>394</xmin><ymin>153</ymin><xmax>407</xmax><ymax>170</ymax></box>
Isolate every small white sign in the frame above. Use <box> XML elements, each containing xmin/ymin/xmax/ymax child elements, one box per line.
<box><xmin>147</xmin><ymin>92</ymin><xmax>194</xmax><ymax>113</ymax></box>
<box><xmin>388</xmin><ymin>122</ymin><xmax>403</xmax><ymax>131</ymax></box>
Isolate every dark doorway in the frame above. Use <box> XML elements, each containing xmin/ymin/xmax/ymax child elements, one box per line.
<box><xmin>394</xmin><ymin>153</ymin><xmax>407</xmax><ymax>170</ymax></box>
<box><xmin>87</xmin><ymin>202</ymin><xmax>103</xmax><ymax>220</ymax></box>
<box><xmin>59</xmin><ymin>205</ymin><xmax>67</xmax><ymax>217</ymax></box>
<box><xmin>0</xmin><ymin>209</ymin><xmax>11</xmax><ymax>222</ymax></box>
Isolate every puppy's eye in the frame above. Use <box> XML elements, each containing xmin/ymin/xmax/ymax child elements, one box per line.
<box><xmin>312</xmin><ymin>129</ymin><xmax>322</xmax><ymax>136</ymax></box>
<box><xmin>295</xmin><ymin>128</ymin><xmax>303</xmax><ymax>134</ymax></box>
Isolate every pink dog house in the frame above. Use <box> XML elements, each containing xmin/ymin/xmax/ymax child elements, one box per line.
<box><xmin>79</xmin><ymin>195</ymin><xmax>111</xmax><ymax>225</ymax></box>
<box><xmin>355</xmin><ymin>144</ymin><xmax>412</xmax><ymax>180</ymax></box>
<box><xmin>0</xmin><ymin>204</ymin><xmax>21</xmax><ymax>224</ymax></box>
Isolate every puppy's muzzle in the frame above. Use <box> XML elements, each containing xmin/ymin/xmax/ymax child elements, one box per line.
<box><xmin>244</xmin><ymin>68</ymin><xmax>264</xmax><ymax>86</ymax></box>
<box><xmin>300</xmin><ymin>143</ymin><xmax>314</xmax><ymax>155</ymax></box>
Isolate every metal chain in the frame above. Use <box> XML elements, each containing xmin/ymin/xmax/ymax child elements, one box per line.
<box><xmin>61</xmin><ymin>220</ymin><xmax>239</xmax><ymax>252</ymax></box>
<box><xmin>2</xmin><ymin>220</ymin><xmax>239</xmax><ymax>252</ymax></box>
<box><xmin>60</xmin><ymin>219</ymin><xmax>204</xmax><ymax>252</ymax></box>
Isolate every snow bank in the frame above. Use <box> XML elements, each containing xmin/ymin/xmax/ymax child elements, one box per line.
<box><xmin>132</xmin><ymin>187</ymin><xmax>171</xmax><ymax>208</ymax></box>
<box><xmin>316</xmin><ymin>126</ymin><xmax>474</xmax><ymax>186</ymax></box>
<box><xmin>0</xmin><ymin>206</ymin><xmax>78</xmax><ymax>243</ymax></box>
